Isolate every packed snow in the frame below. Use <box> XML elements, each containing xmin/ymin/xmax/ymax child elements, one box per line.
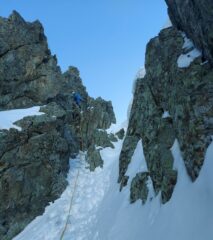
<box><xmin>177</xmin><ymin>33</ymin><xmax>201</xmax><ymax>68</ymax></box>
<box><xmin>13</xmin><ymin>129</ymin><xmax>213</xmax><ymax>240</ymax></box>
<box><xmin>125</xmin><ymin>140</ymin><xmax>148</xmax><ymax>183</ymax></box>
<box><xmin>13</xmin><ymin>142</ymin><xmax>122</xmax><ymax>240</ymax></box>
<box><xmin>0</xmin><ymin>106</ymin><xmax>44</xmax><ymax>131</ymax></box>
<box><xmin>94</xmin><ymin>138</ymin><xmax>213</xmax><ymax>240</ymax></box>
<box><xmin>177</xmin><ymin>49</ymin><xmax>201</xmax><ymax>68</ymax></box>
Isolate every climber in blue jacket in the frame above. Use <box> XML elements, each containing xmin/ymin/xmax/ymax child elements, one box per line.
<box><xmin>73</xmin><ymin>92</ymin><xmax>83</xmax><ymax>108</ymax></box>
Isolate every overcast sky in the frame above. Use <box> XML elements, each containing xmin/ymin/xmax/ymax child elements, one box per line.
<box><xmin>1</xmin><ymin>0</ymin><xmax>168</xmax><ymax>124</ymax></box>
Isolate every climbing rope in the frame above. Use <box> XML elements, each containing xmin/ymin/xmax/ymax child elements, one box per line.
<box><xmin>59</xmin><ymin>108</ymin><xmax>85</xmax><ymax>240</ymax></box>
<box><xmin>59</xmin><ymin>165</ymin><xmax>81</xmax><ymax>240</ymax></box>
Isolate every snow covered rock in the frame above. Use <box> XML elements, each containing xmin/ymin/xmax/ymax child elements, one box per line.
<box><xmin>0</xmin><ymin>104</ymin><xmax>71</xmax><ymax>240</ymax></box>
<box><xmin>165</xmin><ymin>0</ymin><xmax>213</xmax><ymax>65</ymax></box>
<box><xmin>0</xmin><ymin>12</ymin><xmax>116</xmax><ymax>240</ymax></box>
<box><xmin>177</xmin><ymin>33</ymin><xmax>202</xmax><ymax>68</ymax></box>
<box><xmin>119</xmin><ymin>25</ymin><xmax>213</xmax><ymax>204</ymax></box>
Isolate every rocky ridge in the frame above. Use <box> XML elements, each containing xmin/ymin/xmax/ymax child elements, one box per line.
<box><xmin>119</xmin><ymin>2</ymin><xmax>213</xmax><ymax>204</ymax></box>
<box><xmin>0</xmin><ymin>12</ymin><xmax>117</xmax><ymax>240</ymax></box>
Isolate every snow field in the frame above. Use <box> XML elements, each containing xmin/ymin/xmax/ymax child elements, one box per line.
<box><xmin>0</xmin><ymin>106</ymin><xmax>44</xmax><ymax>131</ymax></box>
<box><xmin>13</xmin><ymin>128</ymin><xmax>213</xmax><ymax>240</ymax></box>
<box><xmin>13</xmin><ymin>142</ymin><xmax>123</xmax><ymax>240</ymax></box>
<box><xmin>94</xmin><ymin>138</ymin><xmax>213</xmax><ymax>240</ymax></box>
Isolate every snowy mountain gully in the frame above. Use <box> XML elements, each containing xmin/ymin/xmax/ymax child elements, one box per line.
<box><xmin>0</xmin><ymin>1</ymin><xmax>213</xmax><ymax>240</ymax></box>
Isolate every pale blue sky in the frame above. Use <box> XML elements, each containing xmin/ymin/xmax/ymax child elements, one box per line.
<box><xmin>1</xmin><ymin>0</ymin><xmax>168</xmax><ymax>124</ymax></box>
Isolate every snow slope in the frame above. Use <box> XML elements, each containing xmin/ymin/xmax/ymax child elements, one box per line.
<box><xmin>13</xmin><ymin>141</ymin><xmax>123</xmax><ymax>240</ymax></box>
<box><xmin>0</xmin><ymin>106</ymin><xmax>44</xmax><ymax>131</ymax></box>
<box><xmin>94</xmin><ymin>138</ymin><xmax>213</xmax><ymax>240</ymax></box>
<box><xmin>13</xmin><ymin>132</ymin><xmax>213</xmax><ymax>240</ymax></box>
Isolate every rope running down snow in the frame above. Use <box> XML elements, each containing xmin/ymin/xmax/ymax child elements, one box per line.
<box><xmin>59</xmin><ymin>110</ymin><xmax>84</xmax><ymax>240</ymax></box>
<box><xmin>59</xmin><ymin>164</ymin><xmax>81</xmax><ymax>240</ymax></box>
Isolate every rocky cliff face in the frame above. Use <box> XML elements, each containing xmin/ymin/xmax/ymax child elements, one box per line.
<box><xmin>119</xmin><ymin>2</ymin><xmax>213</xmax><ymax>204</ymax></box>
<box><xmin>165</xmin><ymin>0</ymin><xmax>213</xmax><ymax>65</ymax></box>
<box><xmin>0</xmin><ymin>11</ymin><xmax>62</xmax><ymax>109</ymax></box>
<box><xmin>0</xmin><ymin>12</ymin><xmax>116</xmax><ymax>240</ymax></box>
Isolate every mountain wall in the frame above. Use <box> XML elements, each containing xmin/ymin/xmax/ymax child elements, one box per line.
<box><xmin>0</xmin><ymin>12</ymin><xmax>116</xmax><ymax>240</ymax></box>
<box><xmin>165</xmin><ymin>0</ymin><xmax>213</xmax><ymax>65</ymax></box>
<box><xmin>119</xmin><ymin>2</ymin><xmax>213</xmax><ymax>204</ymax></box>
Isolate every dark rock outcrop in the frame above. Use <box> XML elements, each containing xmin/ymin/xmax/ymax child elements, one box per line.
<box><xmin>0</xmin><ymin>12</ymin><xmax>116</xmax><ymax>240</ymax></box>
<box><xmin>0</xmin><ymin>11</ymin><xmax>61</xmax><ymax>109</ymax></box>
<box><xmin>86</xmin><ymin>145</ymin><xmax>104</xmax><ymax>171</ymax></box>
<box><xmin>116</xmin><ymin>128</ymin><xmax>125</xmax><ymax>140</ymax></box>
<box><xmin>165</xmin><ymin>0</ymin><xmax>213</xmax><ymax>65</ymax></box>
<box><xmin>0</xmin><ymin>104</ymin><xmax>70</xmax><ymax>239</ymax></box>
<box><xmin>119</xmin><ymin>25</ymin><xmax>213</xmax><ymax>203</ymax></box>
<box><xmin>130</xmin><ymin>172</ymin><xmax>149</xmax><ymax>204</ymax></box>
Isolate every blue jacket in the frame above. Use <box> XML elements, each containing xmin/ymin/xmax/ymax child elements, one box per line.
<box><xmin>74</xmin><ymin>93</ymin><xmax>83</xmax><ymax>105</ymax></box>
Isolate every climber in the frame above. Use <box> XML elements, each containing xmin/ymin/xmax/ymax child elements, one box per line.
<box><xmin>73</xmin><ymin>92</ymin><xmax>83</xmax><ymax>108</ymax></box>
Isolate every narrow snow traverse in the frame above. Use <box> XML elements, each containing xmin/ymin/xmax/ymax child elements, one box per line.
<box><xmin>13</xmin><ymin>140</ymin><xmax>123</xmax><ymax>240</ymax></box>
<box><xmin>13</xmin><ymin>133</ymin><xmax>213</xmax><ymax>240</ymax></box>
